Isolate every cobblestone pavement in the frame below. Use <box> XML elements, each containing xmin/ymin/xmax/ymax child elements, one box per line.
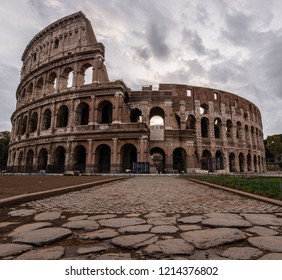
<box><xmin>1</xmin><ymin>176</ymin><xmax>282</xmax><ymax>260</ymax></box>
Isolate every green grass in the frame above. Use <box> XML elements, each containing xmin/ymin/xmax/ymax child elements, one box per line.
<box><xmin>186</xmin><ymin>175</ymin><xmax>282</xmax><ymax>200</ymax></box>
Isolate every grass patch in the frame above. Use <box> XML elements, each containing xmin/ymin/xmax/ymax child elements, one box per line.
<box><xmin>186</xmin><ymin>175</ymin><xmax>282</xmax><ymax>200</ymax></box>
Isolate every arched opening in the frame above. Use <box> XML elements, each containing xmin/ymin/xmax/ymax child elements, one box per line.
<box><xmin>36</xmin><ymin>78</ymin><xmax>44</xmax><ymax>97</ymax></box>
<box><xmin>29</xmin><ymin>112</ymin><xmax>38</xmax><ymax>133</ymax></box>
<box><xmin>201</xmin><ymin>117</ymin><xmax>209</xmax><ymax>138</ymax></box>
<box><xmin>226</xmin><ymin>120</ymin><xmax>233</xmax><ymax>138</ymax></box>
<box><xmin>215</xmin><ymin>150</ymin><xmax>224</xmax><ymax>170</ymax></box>
<box><xmin>37</xmin><ymin>148</ymin><xmax>48</xmax><ymax>171</ymax></box>
<box><xmin>254</xmin><ymin>154</ymin><xmax>258</xmax><ymax>172</ymax></box>
<box><xmin>21</xmin><ymin>116</ymin><xmax>28</xmax><ymax>135</ymax></box>
<box><xmin>47</xmin><ymin>72</ymin><xmax>57</xmax><ymax>93</ymax></box>
<box><xmin>173</xmin><ymin>148</ymin><xmax>186</xmax><ymax>173</ymax></box>
<box><xmin>67</xmin><ymin>71</ymin><xmax>74</xmax><ymax>88</ymax></box>
<box><xmin>121</xmin><ymin>144</ymin><xmax>137</xmax><ymax>172</ymax></box>
<box><xmin>61</xmin><ymin>68</ymin><xmax>73</xmax><ymax>89</ymax></box>
<box><xmin>82</xmin><ymin>64</ymin><xmax>92</xmax><ymax>85</ymax></box>
<box><xmin>42</xmin><ymin>109</ymin><xmax>52</xmax><ymax>130</ymax></box>
<box><xmin>239</xmin><ymin>153</ymin><xmax>244</xmax><ymax>172</ymax></box>
<box><xmin>247</xmin><ymin>153</ymin><xmax>252</xmax><ymax>172</ymax></box>
<box><xmin>26</xmin><ymin>149</ymin><xmax>34</xmax><ymax>172</ymax></box>
<box><xmin>200</xmin><ymin>103</ymin><xmax>209</xmax><ymax>114</ymax></box>
<box><xmin>214</xmin><ymin>118</ymin><xmax>222</xmax><ymax>139</ymax></box>
<box><xmin>75</xmin><ymin>103</ymin><xmax>89</xmax><ymax>125</ymax></box>
<box><xmin>57</xmin><ymin>105</ymin><xmax>69</xmax><ymax>127</ymax></box>
<box><xmin>245</xmin><ymin>125</ymin><xmax>249</xmax><ymax>143</ymax></box>
<box><xmin>98</xmin><ymin>101</ymin><xmax>113</xmax><ymax>124</ymax></box>
<box><xmin>72</xmin><ymin>145</ymin><xmax>87</xmax><ymax>173</ymax></box>
<box><xmin>186</xmin><ymin>115</ymin><xmax>196</xmax><ymax>131</ymax></box>
<box><xmin>96</xmin><ymin>144</ymin><xmax>111</xmax><ymax>173</ymax></box>
<box><xmin>54</xmin><ymin>38</ymin><xmax>59</xmax><ymax>49</ymax></box>
<box><xmin>201</xmin><ymin>150</ymin><xmax>213</xmax><ymax>171</ymax></box>
<box><xmin>149</xmin><ymin>107</ymin><xmax>165</xmax><ymax>126</ymax></box>
<box><xmin>229</xmin><ymin>153</ymin><xmax>236</xmax><ymax>173</ymax></box>
<box><xmin>17</xmin><ymin>151</ymin><xmax>24</xmax><ymax>172</ymax></box>
<box><xmin>236</xmin><ymin>121</ymin><xmax>242</xmax><ymax>139</ymax></box>
<box><xmin>150</xmin><ymin>147</ymin><xmax>166</xmax><ymax>174</ymax></box>
<box><xmin>130</xmin><ymin>108</ymin><xmax>142</xmax><ymax>123</ymax></box>
<box><xmin>27</xmin><ymin>82</ymin><xmax>33</xmax><ymax>97</ymax></box>
<box><xmin>54</xmin><ymin>146</ymin><xmax>65</xmax><ymax>173</ymax></box>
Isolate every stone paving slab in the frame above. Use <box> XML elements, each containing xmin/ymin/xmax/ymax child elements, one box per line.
<box><xmin>181</xmin><ymin>228</ymin><xmax>246</xmax><ymax>249</ymax></box>
<box><xmin>219</xmin><ymin>247</ymin><xmax>263</xmax><ymax>260</ymax></box>
<box><xmin>16</xmin><ymin>246</ymin><xmax>65</xmax><ymax>260</ymax></box>
<box><xmin>248</xmin><ymin>236</ymin><xmax>282</xmax><ymax>252</ymax></box>
<box><xmin>12</xmin><ymin>227</ymin><xmax>72</xmax><ymax>246</ymax></box>
<box><xmin>0</xmin><ymin>244</ymin><xmax>33</xmax><ymax>258</ymax></box>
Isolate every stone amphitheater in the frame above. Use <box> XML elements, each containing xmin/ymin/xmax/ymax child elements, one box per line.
<box><xmin>7</xmin><ymin>11</ymin><xmax>265</xmax><ymax>174</ymax></box>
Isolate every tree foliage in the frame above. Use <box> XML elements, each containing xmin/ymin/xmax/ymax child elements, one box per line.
<box><xmin>0</xmin><ymin>131</ymin><xmax>10</xmax><ymax>170</ymax></box>
<box><xmin>265</xmin><ymin>134</ymin><xmax>282</xmax><ymax>164</ymax></box>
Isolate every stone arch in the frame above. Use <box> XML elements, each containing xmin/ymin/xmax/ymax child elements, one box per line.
<box><xmin>47</xmin><ymin>72</ymin><xmax>57</xmax><ymax>93</ymax></box>
<box><xmin>36</xmin><ymin>77</ymin><xmax>44</xmax><ymax>97</ymax></box>
<box><xmin>26</xmin><ymin>149</ymin><xmax>34</xmax><ymax>172</ymax></box>
<box><xmin>186</xmin><ymin>115</ymin><xmax>196</xmax><ymax>131</ymax></box>
<box><xmin>42</xmin><ymin>108</ymin><xmax>52</xmax><ymax>130</ymax></box>
<box><xmin>53</xmin><ymin>146</ymin><xmax>66</xmax><ymax>173</ymax></box>
<box><xmin>200</xmin><ymin>103</ymin><xmax>209</xmax><ymax>114</ymax></box>
<box><xmin>82</xmin><ymin>63</ymin><xmax>93</xmax><ymax>85</ymax></box>
<box><xmin>247</xmin><ymin>153</ymin><xmax>252</xmax><ymax>172</ymax></box>
<box><xmin>96</xmin><ymin>144</ymin><xmax>111</xmax><ymax>173</ymax></box>
<box><xmin>29</xmin><ymin>112</ymin><xmax>38</xmax><ymax>133</ymax></box>
<box><xmin>98</xmin><ymin>100</ymin><xmax>113</xmax><ymax>124</ymax></box>
<box><xmin>72</xmin><ymin>145</ymin><xmax>87</xmax><ymax>173</ymax></box>
<box><xmin>27</xmin><ymin>82</ymin><xmax>33</xmax><ymax>98</ymax></box>
<box><xmin>201</xmin><ymin>117</ymin><xmax>209</xmax><ymax>138</ymax></box>
<box><xmin>236</xmin><ymin>121</ymin><xmax>242</xmax><ymax>139</ymax></box>
<box><xmin>226</xmin><ymin>120</ymin><xmax>233</xmax><ymax>138</ymax></box>
<box><xmin>21</xmin><ymin>115</ymin><xmax>28</xmax><ymax>135</ymax></box>
<box><xmin>61</xmin><ymin>67</ymin><xmax>73</xmax><ymax>89</ymax></box>
<box><xmin>229</xmin><ymin>152</ymin><xmax>236</xmax><ymax>172</ymax></box>
<box><xmin>201</xmin><ymin>149</ymin><xmax>212</xmax><ymax>171</ymax></box>
<box><xmin>215</xmin><ymin>150</ymin><xmax>224</xmax><ymax>170</ymax></box>
<box><xmin>150</xmin><ymin>147</ymin><xmax>166</xmax><ymax>173</ymax></box>
<box><xmin>75</xmin><ymin>102</ymin><xmax>89</xmax><ymax>125</ymax></box>
<box><xmin>254</xmin><ymin>154</ymin><xmax>258</xmax><ymax>172</ymax></box>
<box><xmin>214</xmin><ymin>118</ymin><xmax>222</xmax><ymax>139</ymax></box>
<box><xmin>173</xmin><ymin>147</ymin><xmax>186</xmax><ymax>173</ymax></box>
<box><xmin>239</xmin><ymin>153</ymin><xmax>245</xmax><ymax>173</ymax></box>
<box><xmin>17</xmin><ymin>151</ymin><xmax>24</xmax><ymax>172</ymax></box>
<box><xmin>37</xmin><ymin>148</ymin><xmax>48</xmax><ymax>171</ymax></box>
<box><xmin>130</xmin><ymin>108</ymin><xmax>142</xmax><ymax>123</ymax></box>
<box><xmin>149</xmin><ymin>107</ymin><xmax>165</xmax><ymax>126</ymax></box>
<box><xmin>57</xmin><ymin>105</ymin><xmax>69</xmax><ymax>127</ymax></box>
<box><xmin>120</xmin><ymin>144</ymin><xmax>137</xmax><ymax>172</ymax></box>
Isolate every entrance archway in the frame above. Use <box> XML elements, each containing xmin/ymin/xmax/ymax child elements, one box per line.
<box><xmin>96</xmin><ymin>144</ymin><xmax>111</xmax><ymax>173</ymax></box>
<box><xmin>173</xmin><ymin>148</ymin><xmax>186</xmax><ymax>173</ymax></box>
<box><xmin>73</xmin><ymin>145</ymin><xmax>87</xmax><ymax>173</ymax></box>
<box><xmin>150</xmin><ymin>147</ymin><xmax>165</xmax><ymax>173</ymax></box>
<box><xmin>201</xmin><ymin>150</ymin><xmax>213</xmax><ymax>171</ymax></box>
<box><xmin>54</xmin><ymin>146</ymin><xmax>66</xmax><ymax>173</ymax></box>
<box><xmin>38</xmin><ymin>148</ymin><xmax>48</xmax><ymax>171</ymax></box>
<box><xmin>121</xmin><ymin>144</ymin><xmax>137</xmax><ymax>172</ymax></box>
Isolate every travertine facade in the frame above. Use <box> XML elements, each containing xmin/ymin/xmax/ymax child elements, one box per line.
<box><xmin>7</xmin><ymin>12</ymin><xmax>266</xmax><ymax>174</ymax></box>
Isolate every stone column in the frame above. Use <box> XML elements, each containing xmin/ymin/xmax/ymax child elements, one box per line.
<box><xmin>86</xmin><ymin>139</ymin><xmax>93</xmax><ymax>173</ymax></box>
<box><xmin>113</xmin><ymin>92</ymin><xmax>122</xmax><ymax>124</ymax></box>
<box><xmin>89</xmin><ymin>96</ymin><xmax>96</xmax><ymax>125</ymax></box>
<box><xmin>111</xmin><ymin>138</ymin><xmax>119</xmax><ymax>173</ymax></box>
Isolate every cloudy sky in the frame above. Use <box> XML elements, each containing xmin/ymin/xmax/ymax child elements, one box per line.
<box><xmin>1</xmin><ymin>0</ymin><xmax>282</xmax><ymax>137</ymax></box>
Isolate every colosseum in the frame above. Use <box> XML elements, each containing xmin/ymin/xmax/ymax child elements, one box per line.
<box><xmin>7</xmin><ymin>11</ymin><xmax>266</xmax><ymax>174</ymax></box>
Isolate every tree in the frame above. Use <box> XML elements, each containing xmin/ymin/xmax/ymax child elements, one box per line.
<box><xmin>0</xmin><ymin>131</ymin><xmax>11</xmax><ymax>171</ymax></box>
<box><xmin>265</xmin><ymin>134</ymin><xmax>282</xmax><ymax>164</ymax></box>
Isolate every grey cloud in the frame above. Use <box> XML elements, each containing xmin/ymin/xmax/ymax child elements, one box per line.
<box><xmin>0</xmin><ymin>64</ymin><xmax>19</xmax><ymax>131</ymax></box>
<box><xmin>146</xmin><ymin>22</ymin><xmax>170</xmax><ymax>60</ymax></box>
<box><xmin>186</xmin><ymin>59</ymin><xmax>204</xmax><ymax>76</ymax></box>
<box><xmin>183</xmin><ymin>29</ymin><xmax>207</xmax><ymax>56</ymax></box>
